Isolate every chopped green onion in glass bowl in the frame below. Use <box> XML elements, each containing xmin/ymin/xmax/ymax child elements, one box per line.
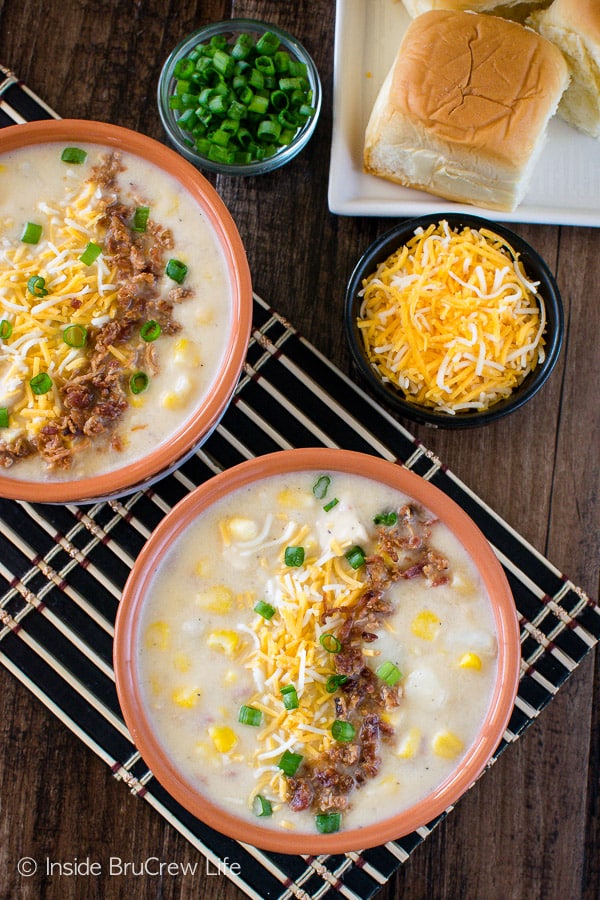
<box><xmin>158</xmin><ymin>19</ymin><xmax>322</xmax><ymax>176</ymax></box>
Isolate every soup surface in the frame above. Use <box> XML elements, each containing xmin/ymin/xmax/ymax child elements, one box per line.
<box><xmin>0</xmin><ymin>142</ymin><xmax>231</xmax><ymax>481</ymax></box>
<box><xmin>138</xmin><ymin>470</ymin><xmax>498</xmax><ymax>835</ymax></box>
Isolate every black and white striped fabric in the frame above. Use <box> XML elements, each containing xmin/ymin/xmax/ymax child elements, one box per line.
<box><xmin>1</xmin><ymin>71</ymin><xmax>598</xmax><ymax>900</ymax></box>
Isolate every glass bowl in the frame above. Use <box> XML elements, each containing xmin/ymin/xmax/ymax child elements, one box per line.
<box><xmin>158</xmin><ymin>19</ymin><xmax>322</xmax><ymax>176</ymax></box>
<box><xmin>344</xmin><ymin>213</ymin><xmax>564</xmax><ymax>429</ymax></box>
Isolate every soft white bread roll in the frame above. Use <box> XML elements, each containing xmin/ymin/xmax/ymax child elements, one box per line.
<box><xmin>363</xmin><ymin>11</ymin><xmax>570</xmax><ymax>211</ymax></box>
<box><xmin>402</xmin><ymin>0</ymin><xmax>545</xmax><ymax>17</ymax></box>
<box><xmin>528</xmin><ymin>0</ymin><xmax>600</xmax><ymax>139</ymax></box>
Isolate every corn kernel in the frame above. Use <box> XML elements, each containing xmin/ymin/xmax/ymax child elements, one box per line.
<box><xmin>397</xmin><ymin>727</ymin><xmax>421</xmax><ymax>759</ymax></box>
<box><xmin>451</xmin><ymin>570</ymin><xmax>477</xmax><ymax>597</ymax></box>
<box><xmin>207</xmin><ymin>629</ymin><xmax>239</xmax><ymax>656</ymax></box>
<box><xmin>196</xmin><ymin>307</ymin><xmax>214</xmax><ymax>326</ymax></box>
<box><xmin>173</xmin><ymin>338</ymin><xmax>201</xmax><ymax>367</ymax></box>
<box><xmin>173</xmin><ymin>652</ymin><xmax>191</xmax><ymax>673</ymax></box>
<box><xmin>432</xmin><ymin>730</ymin><xmax>464</xmax><ymax>759</ymax></box>
<box><xmin>411</xmin><ymin>610</ymin><xmax>441</xmax><ymax>641</ymax></box>
<box><xmin>194</xmin><ymin>559</ymin><xmax>209</xmax><ymax>576</ymax></box>
<box><xmin>226</xmin><ymin>516</ymin><xmax>258</xmax><ymax>542</ymax></box>
<box><xmin>458</xmin><ymin>652</ymin><xmax>482</xmax><ymax>671</ymax></box>
<box><xmin>160</xmin><ymin>390</ymin><xmax>180</xmax><ymax>410</ymax></box>
<box><xmin>149</xmin><ymin>675</ymin><xmax>162</xmax><ymax>697</ymax></box>
<box><xmin>277</xmin><ymin>488</ymin><xmax>312</xmax><ymax>508</ymax></box>
<box><xmin>171</xmin><ymin>686</ymin><xmax>201</xmax><ymax>708</ymax></box>
<box><xmin>194</xmin><ymin>741</ymin><xmax>216</xmax><ymax>760</ymax></box>
<box><xmin>208</xmin><ymin>725</ymin><xmax>238</xmax><ymax>753</ymax></box>
<box><xmin>196</xmin><ymin>585</ymin><xmax>233</xmax><ymax>613</ymax></box>
<box><xmin>219</xmin><ymin>519</ymin><xmax>232</xmax><ymax>547</ymax></box>
<box><xmin>160</xmin><ymin>375</ymin><xmax>191</xmax><ymax>410</ymax></box>
<box><xmin>145</xmin><ymin>621</ymin><xmax>170</xmax><ymax>650</ymax></box>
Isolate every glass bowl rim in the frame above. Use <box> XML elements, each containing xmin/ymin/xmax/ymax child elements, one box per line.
<box><xmin>157</xmin><ymin>18</ymin><xmax>322</xmax><ymax>176</ymax></box>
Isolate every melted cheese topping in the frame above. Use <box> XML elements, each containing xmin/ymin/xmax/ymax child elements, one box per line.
<box><xmin>357</xmin><ymin>220</ymin><xmax>546</xmax><ymax>414</ymax></box>
<box><xmin>0</xmin><ymin>179</ymin><xmax>118</xmax><ymax>439</ymax></box>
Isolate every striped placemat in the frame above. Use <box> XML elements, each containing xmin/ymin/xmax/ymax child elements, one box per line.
<box><xmin>1</xmin><ymin>71</ymin><xmax>598</xmax><ymax>900</ymax></box>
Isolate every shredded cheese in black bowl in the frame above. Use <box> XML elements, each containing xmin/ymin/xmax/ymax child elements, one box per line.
<box><xmin>344</xmin><ymin>213</ymin><xmax>564</xmax><ymax>428</ymax></box>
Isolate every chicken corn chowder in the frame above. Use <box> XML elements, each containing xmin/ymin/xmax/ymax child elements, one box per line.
<box><xmin>138</xmin><ymin>470</ymin><xmax>499</xmax><ymax>836</ymax></box>
<box><xmin>0</xmin><ymin>142</ymin><xmax>231</xmax><ymax>480</ymax></box>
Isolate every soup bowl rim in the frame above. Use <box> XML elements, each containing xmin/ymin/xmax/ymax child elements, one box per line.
<box><xmin>114</xmin><ymin>447</ymin><xmax>521</xmax><ymax>854</ymax></box>
<box><xmin>0</xmin><ymin>118</ymin><xmax>253</xmax><ymax>503</ymax></box>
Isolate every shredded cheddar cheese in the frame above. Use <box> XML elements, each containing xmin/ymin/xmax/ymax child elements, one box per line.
<box><xmin>357</xmin><ymin>220</ymin><xmax>546</xmax><ymax>414</ymax></box>
<box><xmin>216</xmin><ymin>508</ymin><xmax>369</xmax><ymax>805</ymax></box>
<box><xmin>0</xmin><ymin>178</ymin><xmax>119</xmax><ymax>439</ymax></box>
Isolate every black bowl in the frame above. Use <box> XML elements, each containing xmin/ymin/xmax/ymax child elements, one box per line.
<box><xmin>344</xmin><ymin>213</ymin><xmax>564</xmax><ymax>429</ymax></box>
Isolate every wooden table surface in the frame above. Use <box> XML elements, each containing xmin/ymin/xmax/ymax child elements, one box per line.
<box><xmin>0</xmin><ymin>1</ymin><xmax>598</xmax><ymax>899</ymax></box>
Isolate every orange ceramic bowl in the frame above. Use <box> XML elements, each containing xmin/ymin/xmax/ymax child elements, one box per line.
<box><xmin>0</xmin><ymin>119</ymin><xmax>252</xmax><ymax>503</ymax></box>
<box><xmin>114</xmin><ymin>448</ymin><xmax>521</xmax><ymax>854</ymax></box>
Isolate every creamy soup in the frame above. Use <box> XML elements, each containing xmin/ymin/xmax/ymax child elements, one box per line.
<box><xmin>0</xmin><ymin>142</ymin><xmax>231</xmax><ymax>480</ymax></box>
<box><xmin>138</xmin><ymin>471</ymin><xmax>498</xmax><ymax>836</ymax></box>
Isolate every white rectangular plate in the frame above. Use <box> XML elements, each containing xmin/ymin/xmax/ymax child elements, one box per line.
<box><xmin>328</xmin><ymin>0</ymin><xmax>600</xmax><ymax>226</ymax></box>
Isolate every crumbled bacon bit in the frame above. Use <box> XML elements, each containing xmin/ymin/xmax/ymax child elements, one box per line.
<box><xmin>25</xmin><ymin>152</ymin><xmax>193</xmax><ymax>469</ymax></box>
<box><xmin>285</xmin><ymin>502</ymin><xmax>450</xmax><ymax>817</ymax></box>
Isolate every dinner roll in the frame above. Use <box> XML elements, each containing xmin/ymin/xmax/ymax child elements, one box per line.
<box><xmin>402</xmin><ymin>0</ymin><xmax>546</xmax><ymax>18</ymax></box>
<box><xmin>528</xmin><ymin>0</ymin><xmax>600</xmax><ymax>139</ymax></box>
<box><xmin>363</xmin><ymin>11</ymin><xmax>570</xmax><ymax>211</ymax></box>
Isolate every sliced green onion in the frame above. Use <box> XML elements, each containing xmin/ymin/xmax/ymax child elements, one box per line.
<box><xmin>165</xmin><ymin>258</ymin><xmax>188</xmax><ymax>284</ymax></box>
<box><xmin>140</xmin><ymin>320</ymin><xmax>161</xmax><ymax>342</ymax></box>
<box><xmin>254</xmin><ymin>599</ymin><xmax>276</xmax><ymax>620</ymax></box>
<box><xmin>61</xmin><ymin>147</ymin><xmax>87</xmax><ymax>164</ymax></box>
<box><xmin>325</xmin><ymin>674</ymin><xmax>348</xmax><ymax>693</ymax></box>
<box><xmin>132</xmin><ymin>205</ymin><xmax>150</xmax><ymax>232</ymax></box>
<box><xmin>312</xmin><ymin>474</ymin><xmax>330</xmax><ymax>499</ymax></box>
<box><xmin>280</xmin><ymin>684</ymin><xmax>299</xmax><ymax>710</ymax></box>
<box><xmin>0</xmin><ymin>408</ymin><xmax>9</xmax><ymax>428</ymax></box>
<box><xmin>331</xmin><ymin>719</ymin><xmax>356</xmax><ymax>742</ymax></box>
<box><xmin>257</xmin><ymin>118</ymin><xmax>281</xmax><ymax>143</ymax></box>
<box><xmin>79</xmin><ymin>241</ymin><xmax>102</xmax><ymax>265</ymax></box>
<box><xmin>166</xmin><ymin>28</ymin><xmax>316</xmax><ymax>167</ymax></box>
<box><xmin>238</xmin><ymin>705</ymin><xmax>262</xmax><ymax>726</ymax></box>
<box><xmin>256</xmin><ymin>31</ymin><xmax>281</xmax><ymax>56</ymax></box>
<box><xmin>247</xmin><ymin>93</ymin><xmax>268</xmax><ymax>115</ymax></box>
<box><xmin>233</xmin><ymin>33</ymin><xmax>254</xmax><ymax>61</ymax></box>
<box><xmin>30</xmin><ymin>372</ymin><xmax>52</xmax><ymax>395</ymax></box>
<box><xmin>319</xmin><ymin>633</ymin><xmax>341</xmax><ymax>653</ymax></box>
<box><xmin>284</xmin><ymin>546</ymin><xmax>304</xmax><ymax>567</ymax></box>
<box><xmin>213</xmin><ymin>48</ymin><xmax>235</xmax><ymax>78</ymax></box>
<box><xmin>345</xmin><ymin>545</ymin><xmax>366</xmax><ymax>570</ymax></box>
<box><xmin>323</xmin><ymin>498</ymin><xmax>339</xmax><ymax>512</ymax></box>
<box><xmin>62</xmin><ymin>324</ymin><xmax>88</xmax><ymax>348</ymax></box>
<box><xmin>376</xmin><ymin>661</ymin><xmax>402</xmax><ymax>687</ymax></box>
<box><xmin>27</xmin><ymin>275</ymin><xmax>48</xmax><ymax>298</ymax></box>
<box><xmin>0</xmin><ymin>320</ymin><xmax>12</xmax><ymax>340</ymax></box>
<box><xmin>129</xmin><ymin>371</ymin><xmax>149</xmax><ymax>394</ymax></box>
<box><xmin>274</xmin><ymin>50</ymin><xmax>291</xmax><ymax>74</ymax></box>
<box><xmin>252</xmin><ymin>795</ymin><xmax>273</xmax><ymax>817</ymax></box>
<box><xmin>278</xmin><ymin>749</ymin><xmax>303</xmax><ymax>777</ymax></box>
<box><xmin>315</xmin><ymin>812</ymin><xmax>341</xmax><ymax>834</ymax></box>
<box><xmin>374</xmin><ymin>511</ymin><xmax>398</xmax><ymax>526</ymax></box>
<box><xmin>21</xmin><ymin>222</ymin><xmax>42</xmax><ymax>244</ymax></box>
